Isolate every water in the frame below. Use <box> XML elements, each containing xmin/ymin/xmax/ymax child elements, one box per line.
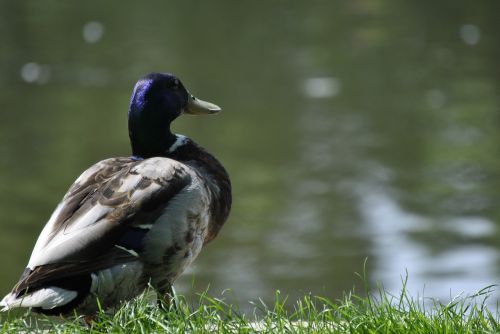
<box><xmin>0</xmin><ymin>1</ymin><xmax>499</xmax><ymax>310</ymax></box>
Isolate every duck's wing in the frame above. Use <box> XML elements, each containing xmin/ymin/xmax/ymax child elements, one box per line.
<box><xmin>12</xmin><ymin>156</ymin><xmax>192</xmax><ymax>296</ymax></box>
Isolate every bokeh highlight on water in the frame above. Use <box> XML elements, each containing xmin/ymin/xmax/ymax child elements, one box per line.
<box><xmin>0</xmin><ymin>1</ymin><xmax>498</xmax><ymax>310</ymax></box>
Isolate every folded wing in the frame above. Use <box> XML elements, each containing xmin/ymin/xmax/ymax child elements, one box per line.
<box><xmin>6</xmin><ymin>157</ymin><xmax>192</xmax><ymax>306</ymax></box>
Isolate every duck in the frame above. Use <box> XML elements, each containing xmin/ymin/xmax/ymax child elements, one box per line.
<box><xmin>0</xmin><ymin>72</ymin><xmax>231</xmax><ymax>315</ymax></box>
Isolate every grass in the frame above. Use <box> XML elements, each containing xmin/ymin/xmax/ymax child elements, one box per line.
<box><xmin>0</xmin><ymin>280</ymin><xmax>498</xmax><ymax>333</ymax></box>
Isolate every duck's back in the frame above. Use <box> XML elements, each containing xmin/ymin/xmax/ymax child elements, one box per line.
<box><xmin>1</xmin><ymin>148</ymin><xmax>229</xmax><ymax>314</ymax></box>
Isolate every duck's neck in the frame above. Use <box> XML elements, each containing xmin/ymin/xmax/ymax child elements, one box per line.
<box><xmin>166</xmin><ymin>134</ymin><xmax>188</xmax><ymax>154</ymax></box>
<box><xmin>130</xmin><ymin>129</ymin><xmax>177</xmax><ymax>159</ymax></box>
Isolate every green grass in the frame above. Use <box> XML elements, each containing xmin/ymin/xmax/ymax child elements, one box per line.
<box><xmin>0</xmin><ymin>282</ymin><xmax>498</xmax><ymax>333</ymax></box>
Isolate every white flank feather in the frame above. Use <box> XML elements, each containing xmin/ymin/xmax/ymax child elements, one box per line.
<box><xmin>0</xmin><ymin>287</ymin><xmax>77</xmax><ymax>311</ymax></box>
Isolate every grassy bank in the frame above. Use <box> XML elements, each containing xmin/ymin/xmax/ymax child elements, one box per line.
<box><xmin>0</xmin><ymin>284</ymin><xmax>498</xmax><ymax>333</ymax></box>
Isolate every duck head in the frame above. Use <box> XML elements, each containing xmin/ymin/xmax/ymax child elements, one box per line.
<box><xmin>128</xmin><ymin>72</ymin><xmax>221</xmax><ymax>158</ymax></box>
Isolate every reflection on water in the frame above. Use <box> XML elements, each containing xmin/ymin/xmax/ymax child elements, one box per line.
<box><xmin>357</xmin><ymin>182</ymin><xmax>498</xmax><ymax>304</ymax></box>
<box><xmin>0</xmin><ymin>1</ymin><xmax>499</xmax><ymax>311</ymax></box>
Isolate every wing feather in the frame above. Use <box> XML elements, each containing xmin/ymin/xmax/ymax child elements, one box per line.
<box><xmin>16</xmin><ymin>157</ymin><xmax>191</xmax><ymax>295</ymax></box>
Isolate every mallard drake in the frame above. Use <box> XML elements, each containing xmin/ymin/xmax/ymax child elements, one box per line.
<box><xmin>0</xmin><ymin>72</ymin><xmax>231</xmax><ymax>315</ymax></box>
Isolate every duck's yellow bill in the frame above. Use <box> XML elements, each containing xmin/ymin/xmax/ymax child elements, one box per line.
<box><xmin>185</xmin><ymin>93</ymin><xmax>221</xmax><ymax>115</ymax></box>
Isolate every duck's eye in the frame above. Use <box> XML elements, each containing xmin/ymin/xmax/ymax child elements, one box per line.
<box><xmin>173</xmin><ymin>79</ymin><xmax>179</xmax><ymax>88</ymax></box>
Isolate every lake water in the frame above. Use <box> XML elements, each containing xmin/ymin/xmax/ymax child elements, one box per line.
<box><xmin>0</xmin><ymin>1</ymin><xmax>498</xmax><ymax>311</ymax></box>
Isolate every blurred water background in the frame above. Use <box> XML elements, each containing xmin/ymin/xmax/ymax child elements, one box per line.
<box><xmin>0</xmin><ymin>1</ymin><xmax>499</xmax><ymax>310</ymax></box>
